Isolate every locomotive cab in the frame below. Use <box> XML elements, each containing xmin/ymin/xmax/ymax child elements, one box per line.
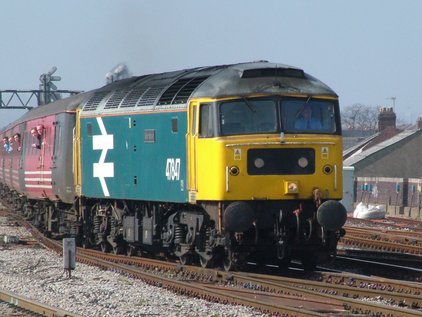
<box><xmin>187</xmin><ymin>95</ymin><xmax>346</xmax><ymax>270</ymax></box>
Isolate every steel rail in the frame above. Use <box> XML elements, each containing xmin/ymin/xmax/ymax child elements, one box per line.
<box><xmin>340</xmin><ymin>235</ymin><xmax>422</xmax><ymax>254</ymax></box>
<box><xmin>0</xmin><ymin>289</ymin><xmax>83</xmax><ymax>317</ymax></box>
<box><xmin>76</xmin><ymin>253</ymin><xmax>326</xmax><ymax>316</ymax></box>
<box><xmin>231</xmin><ymin>272</ymin><xmax>422</xmax><ymax>317</ymax></box>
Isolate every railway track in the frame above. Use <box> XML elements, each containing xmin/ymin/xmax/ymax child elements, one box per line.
<box><xmin>0</xmin><ymin>288</ymin><xmax>82</xmax><ymax>317</ymax></box>
<box><xmin>4</xmin><ymin>208</ymin><xmax>422</xmax><ymax>316</ymax></box>
<box><xmin>347</xmin><ymin>216</ymin><xmax>422</xmax><ymax>233</ymax></box>
<box><xmin>337</xmin><ymin>248</ymin><xmax>422</xmax><ymax>270</ymax></box>
<box><xmin>38</xmin><ymin>232</ymin><xmax>422</xmax><ymax>316</ymax></box>
<box><xmin>340</xmin><ymin>226</ymin><xmax>422</xmax><ymax>255</ymax></box>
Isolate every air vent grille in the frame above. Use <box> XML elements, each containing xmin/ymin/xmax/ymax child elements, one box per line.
<box><xmin>157</xmin><ymin>76</ymin><xmax>209</xmax><ymax>105</ymax></box>
<box><xmin>137</xmin><ymin>86</ymin><xmax>166</xmax><ymax>107</ymax></box>
<box><xmin>120</xmin><ymin>86</ymin><xmax>149</xmax><ymax>108</ymax></box>
<box><xmin>158</xmin><ymin>78</ymin><xmax>191</xmax><ymax>105</ymax></box>
<box><xmin>172</xmin><ymin>76</ymin><xmax>208</xmax><ymax>104</ymax></box>
<box><xmin>104</xmin><ymin>89</ymin><xmax>131</xmax><ymax>109</ymax></box>
<box><xmin>83</xmin><ymin>92</ymin><xmax>109</xmax><ymax>111</ymax></box>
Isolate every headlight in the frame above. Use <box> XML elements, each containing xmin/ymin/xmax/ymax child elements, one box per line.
<box><xmin>284</xmin><ymin>180</ymin><xmax>299</xmax><ymax>194</ymax></box>
<box><xmin>298</xmin><ymin>157</ymin><xmax>309</xmax><ymax>168</ymax></box>
<box><xmin>254</xmin><ymin>158</ymin><xmax>265</xmax><ymax>168</ymax></box>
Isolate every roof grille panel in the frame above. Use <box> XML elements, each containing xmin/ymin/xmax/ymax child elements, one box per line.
<box><xmin>137</xmin><ymin>85</ymin><xmax>167</xmax><ymax>107</ymax></box>
<box><xmin>157</xmin><ymin>78</ymin><xmax>191</xmax><ymax>105</ymax></box>
<box><xmin>82</xmin><ymin>92</ymin><xmax>109</xmax><ymax>111</ymax></box>
<box><xmin>120</xmin><ymin>86</ymin><xmax>149</xmax><ymax>108</ymax></box>
<box><xmin>157</xmin><ymin>76</ymin><xmax>209</xmax><ymax>105</ymax></box>
<box><xmin>172</xmin><ymin>76</ymin><xmax>209</xmax><ymax>104</ymax></box>
<box><xmin>104</xmin><ymin>89</ymin><xmax>131</xmax><ymax>109</ymax></box>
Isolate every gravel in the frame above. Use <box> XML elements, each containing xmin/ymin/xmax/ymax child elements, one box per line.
<box><xmin>0</xmin><ymin>222</ymin><xmax>266</xmax><ymax>317</ymax></box>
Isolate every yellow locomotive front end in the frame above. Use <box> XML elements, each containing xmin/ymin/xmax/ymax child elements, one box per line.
<box><xmin>188</xmin><ymin>93</ymin><xmax>346</xmax><ymax>270</ymax></box>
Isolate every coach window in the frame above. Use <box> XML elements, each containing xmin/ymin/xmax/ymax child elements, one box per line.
<box><xmin>199</xmin><ymin>103</ymin><xmax>214</xmax><ymax>138</ymax></box>
<box><xmin>30</xmin><ymin>127</ymin><xmax>42</xmax><ymax>150</ymax></box>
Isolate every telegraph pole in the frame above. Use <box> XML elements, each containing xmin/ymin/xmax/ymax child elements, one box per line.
<box><xmin>387</xmin><ymin>97</ymin><xmax>396</xmax><ymax>111</ymax></box>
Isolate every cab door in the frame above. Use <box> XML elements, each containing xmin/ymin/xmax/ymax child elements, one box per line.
<box><xmin>187</xmin><ymin>102</ymin><xmax>198</xmax><ymax>202</ymax></box>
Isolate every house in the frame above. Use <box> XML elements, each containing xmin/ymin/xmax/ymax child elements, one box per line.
<box><xmin>343</xmin><ymin>107</ymin><xmax>422</xmax><ymax>218</ymax></box>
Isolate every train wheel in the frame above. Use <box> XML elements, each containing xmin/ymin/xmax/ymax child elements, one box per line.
<box><xmin>301</xmin><ymin>256</ymin><xmax>317</xmax><ymax>271</ymax></box>
<box><xmin>277</xmin><ymin>243</ymin><xmax>292</xmax><ymax>271</ymax></box>
<box><xmin>223</xmin><ymin>248</ymin><xmax>234</xmax><ymax>271</ymax></box>
<box><xmin>81</xmin><ymin>240</ymin><xmax>89</xmax><ymax>249</ymax></box>
<box><xmin>127</xmin><ymin>246</ymin><xmax>136</xmax><ymax>257</ymax></box>
<box><xmin>179</xmin><ymin>254</ymin><xmax>192</xmax><ymax>266</ymax></box>
<box><xmin>277</xmin><ymin>257</ymin><xmax>291</xmax><ymax>272</ymax></box>
<box><xmin>199</xmin><ymin>255</ymin><xmax>212</xmax><ymax>268</ymax></box>
<box><xmin>100</xmin><ymin>241</ymin><xmax>110</xmax><ymax>253</ymax></box>
<box><xmin>113</xmin><ymin>245</ymin><xmax>123</xmax><ymax>255</ymax></box>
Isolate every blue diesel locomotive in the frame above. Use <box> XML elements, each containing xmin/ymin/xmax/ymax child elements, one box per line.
<box><xmin>0</xmin><ymin>61</ymin><xmax>347</xmax><ymax>270</ymax></box>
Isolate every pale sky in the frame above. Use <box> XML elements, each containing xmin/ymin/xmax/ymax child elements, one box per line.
<box><xmin>1</xmin><ymin>0</ymin><xmax>421</xmax><ymax>127</ymax></box>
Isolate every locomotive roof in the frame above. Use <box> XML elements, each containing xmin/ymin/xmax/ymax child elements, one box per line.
<box><xmin>3</xmin><ymin>61</ymin><xmax>338</xmax><ymax>130</ymax></box>
<box><xmin>80</xmin><ymin>61</ymin><xmax>337</xmax><ymax>116</ymax></box>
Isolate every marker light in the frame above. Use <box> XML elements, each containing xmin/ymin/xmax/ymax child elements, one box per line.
<box><xmin>297</xmin><ymin>157</ymin><xmax>309</xmax><ymax>168</ymax></box>
<box><xmin>229</xmin><ymin>166</ymin><xmax>240</xmax><ymax>176</ymax></box>
<box><xmin>323</xmin><ymin>164</ymin><xmax>333</xmax><ymax>174</ymax></box>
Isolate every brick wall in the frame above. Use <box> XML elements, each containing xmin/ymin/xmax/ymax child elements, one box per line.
<box><xmin>407</xmin><ymin>179</ymin><xmax>422</xmax><ymax>209</ymax></box>
<box><xmin>354</xmin><ymin>177</ymin><xmax>422</xmax><ymax>218</ymax></box>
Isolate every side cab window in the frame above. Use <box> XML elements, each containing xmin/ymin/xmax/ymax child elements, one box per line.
<box><xmin>198</xmin><ymin>103</ymin><xmax>214</xmax><ymax>138</ymax></box>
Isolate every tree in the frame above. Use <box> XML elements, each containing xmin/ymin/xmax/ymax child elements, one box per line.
<box><xmin>341</xmin><ymin>103</ymin><xmax>378</xmax><ymax>131</ymax></box>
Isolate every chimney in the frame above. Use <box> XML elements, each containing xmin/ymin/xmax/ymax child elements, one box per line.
<box><xmin>378</xmin><ymin>107</ymin><xmax>396</xmax><ymax>132</ymax></box>
<box><xmin>417</xmin><ymin>117</ymin><xmax>422</xmax><ymax>130</ymax></box>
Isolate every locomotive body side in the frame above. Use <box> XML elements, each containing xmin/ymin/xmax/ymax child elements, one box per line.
<box><xmin>79</xmin><ymin>110</ymin><xmax>188</xmax><ymax>202</ymax></box>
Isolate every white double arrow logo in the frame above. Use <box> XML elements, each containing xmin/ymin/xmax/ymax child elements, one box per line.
<box><xmin>92</xmin><ymin>117</ymin><xmax>114</xmax><ymax>197</ymax></box>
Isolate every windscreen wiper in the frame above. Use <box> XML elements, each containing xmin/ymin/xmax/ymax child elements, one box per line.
<box><xmin>242</xmin><ymin>97</ymin><xmax>256</xmax><ymax>113</ymax></box>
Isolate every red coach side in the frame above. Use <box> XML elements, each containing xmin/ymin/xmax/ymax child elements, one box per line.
<box><xmin>22</xmin><ymin>115</ymin><xmax>57</xmax><ymax>201</ymax></box>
